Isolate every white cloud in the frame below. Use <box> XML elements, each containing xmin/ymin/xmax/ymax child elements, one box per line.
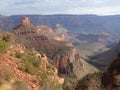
<box><xmin>0</xmin><ymin>0</ymin><xmax>120</xmax><ymax>15</ymax></box>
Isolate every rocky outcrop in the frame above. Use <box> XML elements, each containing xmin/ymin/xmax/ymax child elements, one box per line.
<box><xmin>54</xmin><ymin>34</ymin><xmax>66</xmax><ymax>41</ymax></box>
<box><xmin>21</xmin><ymin>17</ymin><xmax>31</xmax><ymax>25</ymax></box>
<box><xmin>36</xmin><ymin>53</ymin><xmax>48</xmax><ymax>71</ymax></box>
<box><xmin>104</xmin><ymin>55</ymin><xmax>120</xmax><ymax>89</ymax></box>
<box><xmin>13</xmin><ymin>17</ymin><xmax>37</xmax><ymax>35</ymax></box>
<box><xmin>41</xmin><ymin>54</ymin><xmax>48</xmax><ymax>71</ymax></box>
<box><xmin>66</xmin><ymin>42</ymin><xmax>73</xmax><ymax>47</ymax></box>
<box><xmin>36</xmin><ymin>25</ymin><xmax>53</xmax><ymax>34</ymax></box>
<box><xmin>53</xmin><ymin>48</ymin><xmax>81</xmax><ymax>74</ymax></box>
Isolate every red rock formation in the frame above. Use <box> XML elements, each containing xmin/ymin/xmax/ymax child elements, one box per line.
<box><xmin>13</xmin><ymin>17</ymin><xmax>37</xmax><ymax>35</ymax></box>
<box><xmin>21</xmin><ymin>17</ymin><xmax>31</xmax><ymax>25</ymax></box>
<box><xmin>36</xmin><ymin>25</ymin><xmax>54</xmax><ymax>34</ymax></box>
<box><xmin>36</xmin><ymin>53</ymin><xmax>42</xmax><ymax>59</ymax></box>
<box><xmin>53</xmin><ymin>48</ymin><xmax>83</xmax><ymax>74</ymax></box>
<box><xmin>54</xmin><ymin>34</ymin><xmax>66</xmax><ymax>41</ymax></box>
<box><xmin>66</xmin><ymin>42</ymin><xmax>73</xmax><ymax>47</ymax></box>
<box><xmin>36</xmin><ymin>53</ymin><xmax>48</xmax><ymax>71</ymax></box>
<box><xmin>41</xmin><ymin>54</ymin><xmax>48</xmax><ymax>71</ymax></box>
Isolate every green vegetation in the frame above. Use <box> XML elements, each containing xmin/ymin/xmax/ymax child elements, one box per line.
<box><xmin>63</xmin><ymin>74</ymin><xmax>77</xmax><ymax>90</ymax></box>
<box><xmin>15</xmin><ymin>49</ymin><xmax>63</xmax><ymax>90</ymax></box>
<box><xmin>0</xmin><ymin>78</ymin><xmax>3</xmax><ymax>86</ymax></box>
<box><xmin>75</xmin><ymin>72</ymin><xmax>104</xmax><ymax>90</ymax></box>
<box><xmin>2</xmin><ymin>34</ymin><xmax>12</xmax><ymax>42</ymax></box>
<box><xmin>15</xmin><ymin>52</ymin><xmax>24</xmax><ymax>58</ymax></box>
<box><xmin>40</xmin><ymin>80</ymin><xmax>63</xmax><ymax>90</ymax></box>
<box><xmin>37</xmin><ymin>71</ymin><xmax>48</xmax><ymax>80</ymax></box>
<box><xmin>0</xmin><ymin>34</ymin><xmax>11</xmax><ymax>56</ymax></box>
<box><xmin>0</xmin><ymin>68</ymin><xmax>14</xmax><ymax>87</ymax></box>
<box><xmin>13</xmin><ymin>80</ymin><xmax>28</xmax><ymax>90</ymax></box>
<box><xmin>20</xmin><ymin>60</ymin><xmax>36</xmax><ymax>74</ymax></box>
<box><xmin>78</xmin><ymin>72</ymin><xmax>102</xmax><ymax>84</ymax></box>
<box><xmin>16</xmin><ymin>50</ymin><xmax>41</xmax><ymax>74</ymax></box>
<box><xmin>0</xmin><ymin>68</ymin><xmax>13</xmax><ymax>81</ymax></box>
<box><xmin>0</xmin><ymin>40</ymin><xmax>9</xmax><ymax>56</ymax></box>
<box><xmin>16</xmin><ymin>49</ymin><xmax>55</xmax><ymax>77</ymax></box>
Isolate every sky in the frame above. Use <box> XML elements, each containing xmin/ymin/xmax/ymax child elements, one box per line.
<box><xmin>1</xmin><ymin>0</ymin><xmax>120</xmax><ymax>16</ymax></box>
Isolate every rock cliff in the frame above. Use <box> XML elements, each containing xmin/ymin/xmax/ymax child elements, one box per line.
<box><xmin>104</xmin><ymin>55</ymin><xmax>120</xmax><ymax>90</ymax></box>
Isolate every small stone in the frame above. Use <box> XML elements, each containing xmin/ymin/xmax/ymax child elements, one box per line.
<box><xmin>32</xmin><ymin>84</ymin><xmax>36</xmax><ymax>88</ymax></box>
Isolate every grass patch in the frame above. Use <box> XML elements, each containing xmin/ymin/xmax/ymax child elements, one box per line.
<box><xmin>2</xmin><ymin>34</ymin><xmax>12</xmax><ymax>42</ymax></box>
<box><xmin>0</xmin><ymin>40</ymin><xmax>9</xmax><ymax>56</ymax></box>
<box><xmin>0</xmin><ymin>68</ymin><xmax>13</xmax><ymax>81</ymax></box>
<box><xmin>15</xmin><ymin>52</ymin><xmax>24</xmax><ymax>58</ymax></box>
<box><xmin>40</xmin><ymin>80</ymin><xmax>63</xmax><ymax>90</ymax></box>
<box><xmin>18</xmin><ymin>49</ymin><xmax>42</xmax><ymax>74</ymax></box>
<box><xmin>0</xmin><ymin>78</ymin><xmax>3</xmax><ymax>86</ymax></box>
<box><xmin>13</xmin><ymin>80</ymin><xmax>28</xmax><ymax>90</ymax></box>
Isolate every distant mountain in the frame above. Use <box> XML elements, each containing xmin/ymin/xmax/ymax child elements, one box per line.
<box><xmin>0</xmin><ymin>15</ymin><xmax>120</xmax><ymax>36</ymax></box>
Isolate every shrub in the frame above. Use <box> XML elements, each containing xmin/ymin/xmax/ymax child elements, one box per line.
<box><xmin>0</xmin><ymin>40</ymin><xmax>9</xmax><ymax>55</ymax></box>
<box><xmin>47</xmin><ymin>63</ymin><xmax>53</xmax><ymax>70</ymax></box>
<box><xmin>0</xmin><ymin>78</ymin><xmax>3</xmax><ymax>86</ymax></box>
<box><xmin>37</xmin><ymin>71</ymin><xmax>48</xmax><ymax>80</ymax></box>
<box><xmin>20</xmin><ymin>60</ymin><xmax>36</xmax><ymax>74</ymax></box>
<box><xmin>47</xmin><ymin>70</ymin><xmax>54</xmax><ymax>76</ymax></box>
<box><xmin>19</xmin><ymin>49</ymin><xmax>41</xmax><ymax>74</ymax></box>
<box><xmin>2</xmin><ymin>34</ymin><xmax>11</xmax><ymax>42</ymax></box>
<box><xmin>75</xmin><ymin>72</ymin><xmax>104</xmax><ymax>90</ymax></box>
<box><xmin>13</xmin><ymin>80</ymin><xmax>28</xmax><ymax>90</ymax></box>
<box><xmin>40</xmin><ymin>80</ymin><xmax>63</xmax><ymax>90</ymax></box>
<box><xmin>0</xmin><ymin>68</ymin><xmax>13</xmax><ymax>81</ymax></box>
<box><xmin>15</xmin><ymin>52</ymin><xmax>24</xmax><ymax>58</ymax></box>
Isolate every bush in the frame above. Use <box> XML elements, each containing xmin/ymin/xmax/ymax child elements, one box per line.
<box><xmin>0</xmin><ymin>68</ymin><xmax>13</xmax><ymax>81</ymax></box>
<box><xmin>0</xmin><ymin>40</ymin><xmax>9</xmax><ymax>55</ymax></box>
<box><xmin>38</xmin><ymin>71</ymin><xmax>48</xmax><ymax>80</ymax></box>
<box><xmin>13</xmin><ymin>80</ymin><xmax>28</xmax><ymax>90</ymax></box>
<box><xmin>19</xmin><ymin>49</ymin><xmax>41</xmax><ymax>74</ymax></box>
<box><xmin>40</xmin><ymin>80</ymin><xmax>63</xmax><ymax>90</ymax></box>
<box><xmin>2</xmin><ymin>34</ymin><xmax>11</xmax><ymax>42</ymax></box>
<box><xmin>0</xmin><ymin>78</ymin><xmax>3</xmax><ymax>86</ymax></box>
<box><xmin>75</xmin><ymin>72</ymin><xmax>104</xmax><ymax>90</ymax></box>
<box><xmin>15</xmin><ymin>52</ymin><xmax>24</xmax><ymax>58</ymax></box>
<box><xmin>20</xmin><ymin>60</ymin><xmax>36</xmax><ymax>74</ymax></box>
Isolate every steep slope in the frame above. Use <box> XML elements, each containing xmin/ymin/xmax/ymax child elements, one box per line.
<box><xmin>104</xmin><ymin>55</ymin><xmax>120</xmax><ymax>90</ymax></box>
<box><xmin>88</xmin><ymin>42</ymin><xmax>120</xmax><ymax>69</ymax></box>
<box><xmin>0</xmin><ymin>31</ymin><xmax>64</xmax><ymax>90</ymax></box>
<box><xmin>75</xmin><ymin>47</ymin><xmax>120</xmax><ymax>90</ymax></box>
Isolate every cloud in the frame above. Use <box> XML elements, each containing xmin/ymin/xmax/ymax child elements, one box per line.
<box><xmin>65</xmin><ymin>6</ymin><xmax>120</xmax><ymax>15</ymax></box>
<box><xmin>0</xmin><ymin>0</ymin><xmax>120</xmax><ymax>15</ymax></box>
